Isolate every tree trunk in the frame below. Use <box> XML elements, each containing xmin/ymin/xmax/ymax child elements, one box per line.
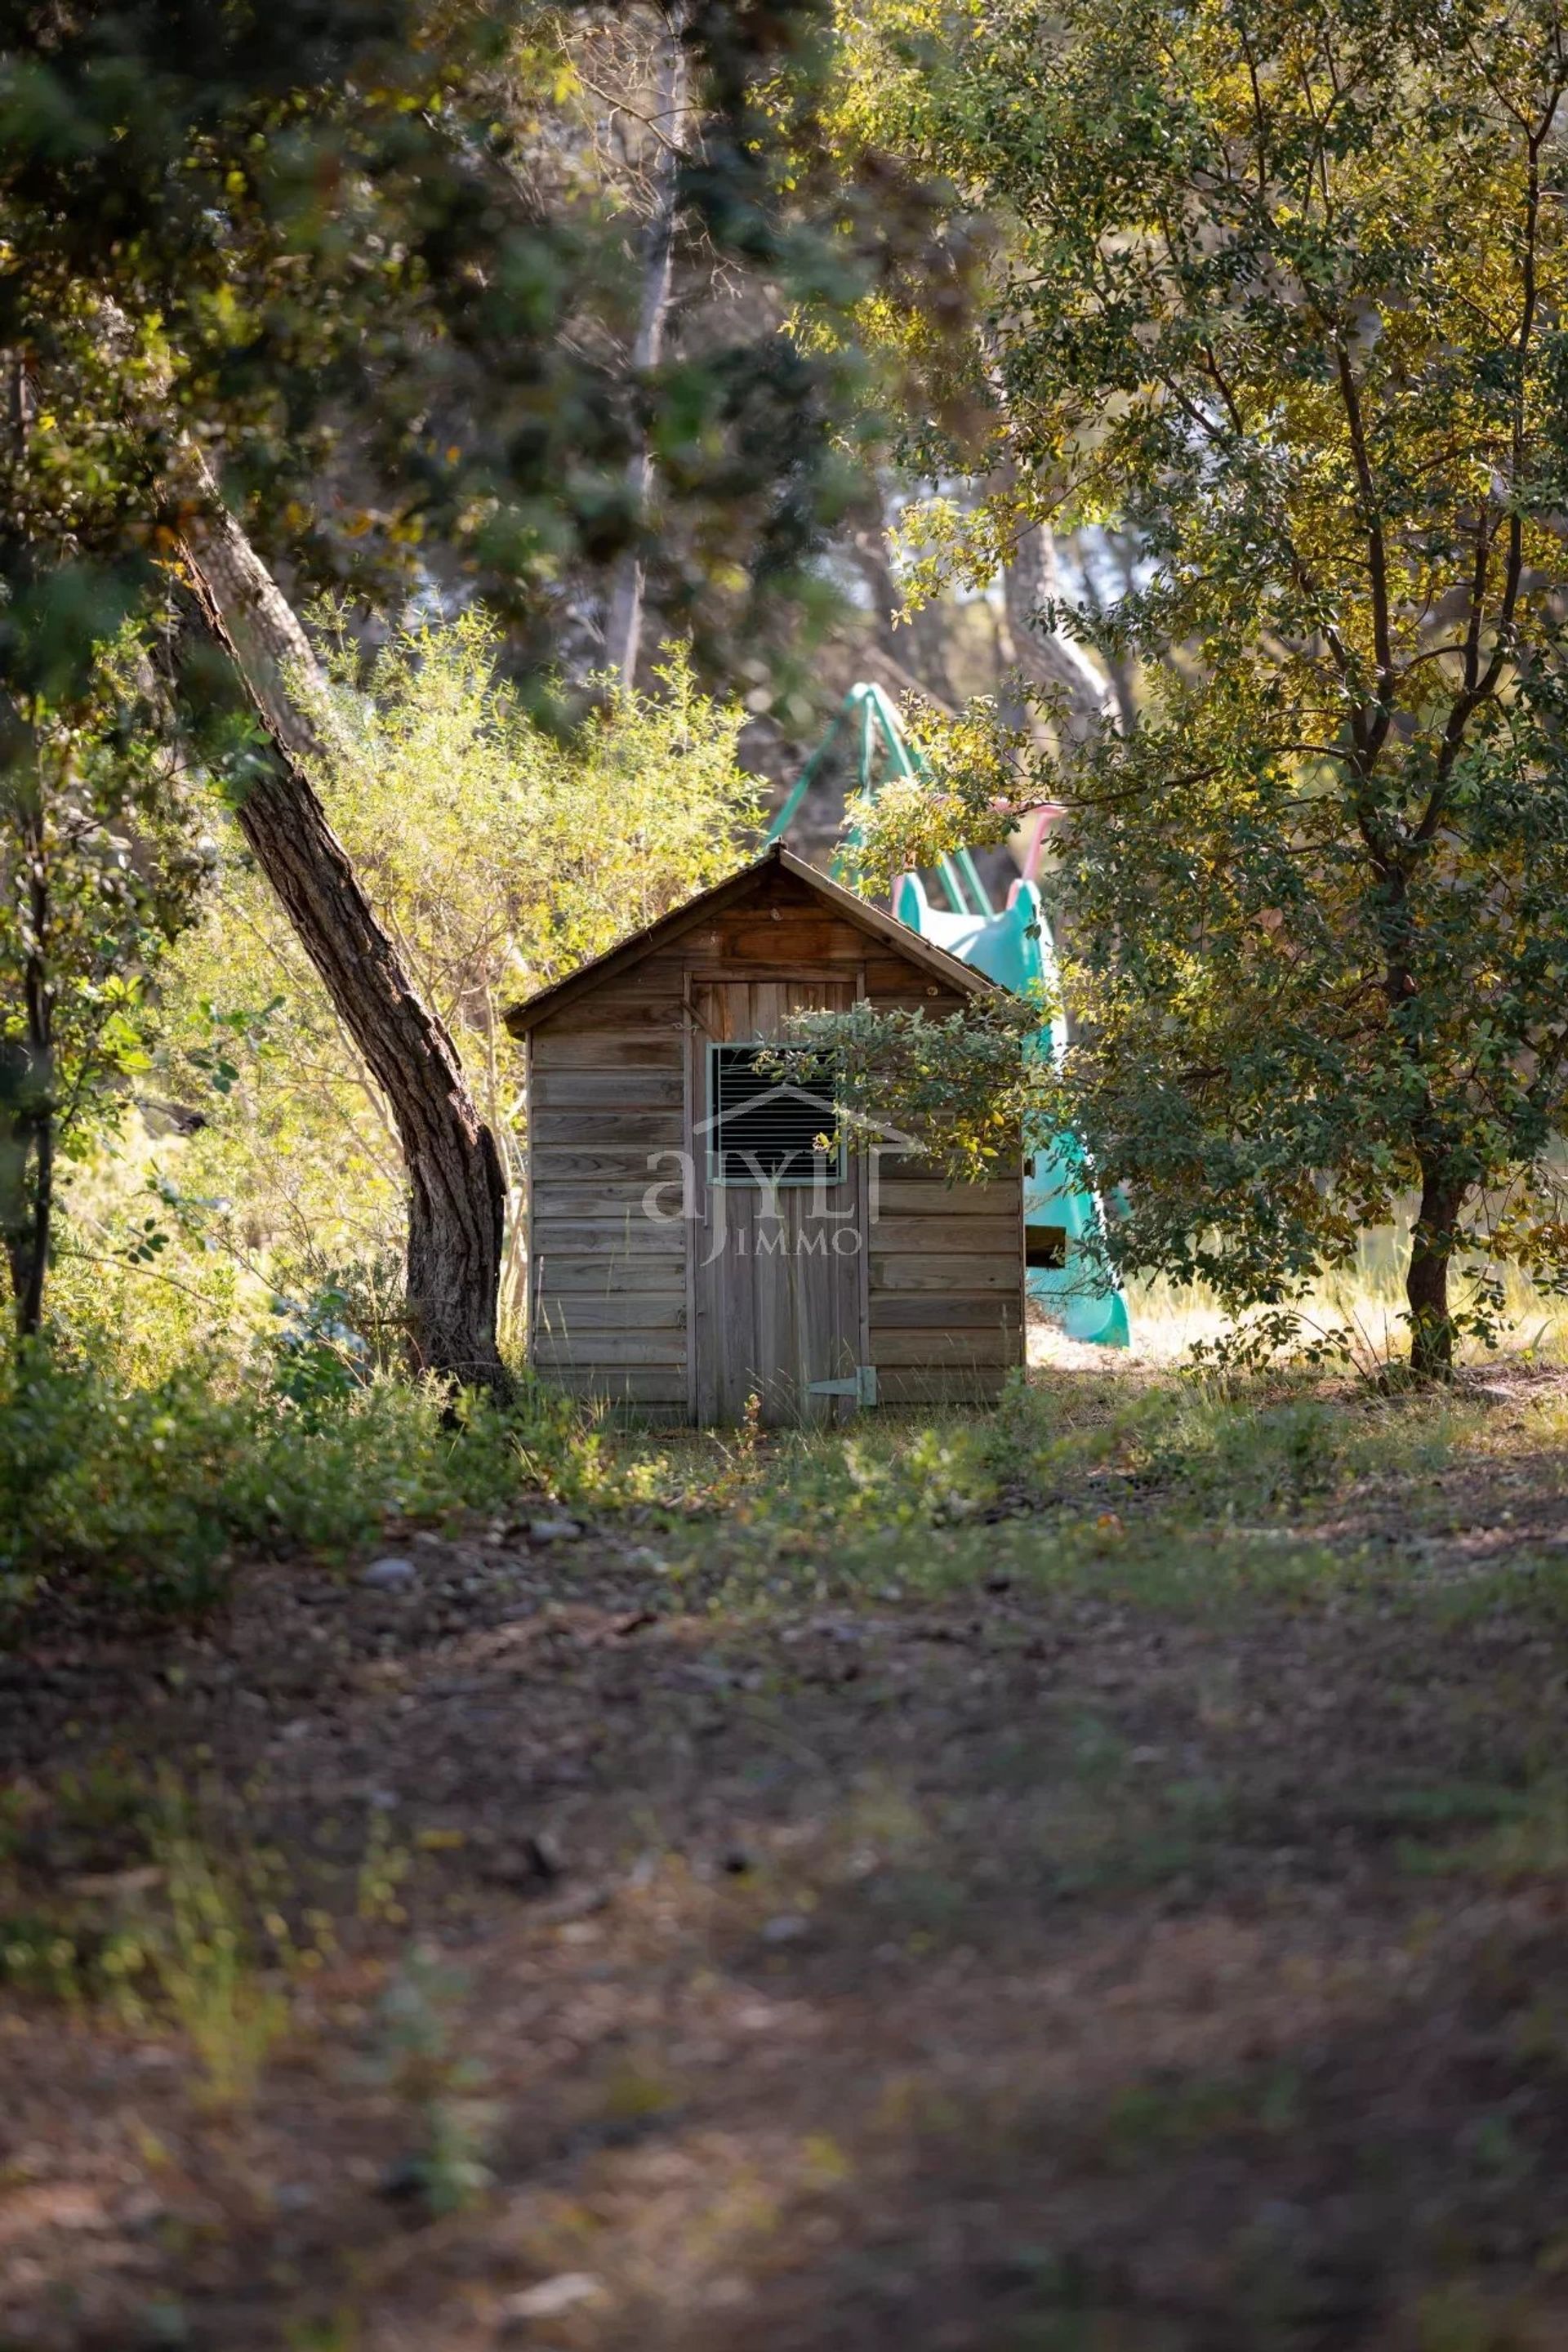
<box><xmin>0</xmin><ymin>1043</ymin><xmax>46</xmax><ymax>1338</ymax></box>
<box><xmin>1000</xmin><ymin>518</ymin><xmax>1116</xmax><ymax>741</ymax></box>
<box><xmin>178</xmin><ymin>469</ymin><xmax>508</xmax><ymax>1394</ymax></box>
<box><xmin>1406</xmin><ymin>1164</ymin><xmax>1465</xmax><ymax>1379</ymax></box>
<box><xmin>13</xmin><ymin>1106</ymin><xmax>50</xmax><ymax>1340</ymax></box>
<box><xmin>603</xmin><ymin>3</ymin><xmax>688</xmax><ymax>688</ymax></box>
<box><xmin>1</xmin><ymin>799</ymin><xmax>53</xmax><ymax>1339</ymax></box>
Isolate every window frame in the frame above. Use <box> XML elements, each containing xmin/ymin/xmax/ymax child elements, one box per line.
<box><xmin>706</xmin><ymin>1039</ymin><xmax>847</xmax><ymax>1190</ymax></box>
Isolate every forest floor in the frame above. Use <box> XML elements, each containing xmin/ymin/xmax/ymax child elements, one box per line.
<box><xmin>8</xmin><ymin>1352</ymin><xmax>1568</xmax><ymax>2352</ymax></box>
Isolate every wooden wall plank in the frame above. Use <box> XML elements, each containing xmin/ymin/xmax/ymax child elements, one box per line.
<box><xmin>533</xmin><ymin>1254</ymin><xmax>687</xmax><ymax>1290</ymax></box>
<box><xmin>871</xmin><ymin>1330</ymin><xmax>1018</xmax><ymax>1367</ymax></box>
<box><xmin>879</xmin><ymin>1156</ymin><xmax>1025</xmax><ymax>1185</ymax></box>
<box><xmin>534</xmin><ymin>1294</ymin><xmax>684</xmax><ymax>1332</ymax></box>
<box><xmin>869</xmin><ymin>1216</ymin><xmax>1021</xmax><ymax>1254</ymax></box>
<box><xmin>542</xmin><ymin>1370</ymin><xmax>690</xmax><ymax>1404</ymax></box>
<box><xmin>870</xmin><ymin>1294</ymin><xmax>1021</xmax><ymax>1330</ymax></box>
<box><xmin>710</xmin><ymin>917</ymin><xmax>870</xmax><ymax>964</ymax></box>
<box><xmin>532</xmin><ymin>991</ymin><xmax>684</xmax><ymax>1036</ymax></box>
<box><xmin>531</xmin><ymin>1110</ymin><xmax>684</xmax><ymax>1148</ymax></box>
<box><xmin>530</xmin><ymin>1186</ymin><xmax>689</xmax><ymax>1223</ymax></box>
<box><xmin>532</xmin><ymin>1218</ymin><xmax>685</xmax><ymax>1254</ymax></box>
<box><xmin>530</xmin><ymin>1148</ymin><xmax>683</xmax><ymax>1183</ymax></box>
<box><xmin>872</xmin><ymin>1180</ymin><xmax>1020</xmax><ymax>1216</ymax></box>
<box><xmin>531</xmin><ymin>1071</ymin><xmax>684</xmax><ymax>1110</ymax></box>
<box><xmin>862</xmin><ymin>960</ymin><xmax>966</xmax><ymax>1001</ymax></box>
<box><xmin>531</xmin><ymin>1033</ymin><xmax>684</xmax><ymax>1070</ymax></box>
<box><xmin>532</xmin><ymin>1334</ymin><xmax>685</xmax><ymax>1367</ymax></box>
<box><xmin>877</xmin><ymin>1368</ymin><xmax>1009</xmax><ymax>1405</ymax></box>
<box><xmin>870</xmin><ymin>1253</ymin><xmax>1021</xmax><ymax>1293</ymax></box>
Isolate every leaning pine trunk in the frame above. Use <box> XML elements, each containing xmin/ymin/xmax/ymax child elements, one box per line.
<box><xmin>1406</xmin><ymin>1165</ymin><xmax>1465</xmax><ymax>1379</ymax></box>
<box><xmin>179</xmin><ymin>470</ymin><xmax>508</xmax><ymax>1395</ymax></box>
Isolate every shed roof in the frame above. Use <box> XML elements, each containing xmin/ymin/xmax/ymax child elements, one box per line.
<box><xmin>501</xmin><ymin>843</ymin><xmax>996</xmax><ymax>1037</ymax></box>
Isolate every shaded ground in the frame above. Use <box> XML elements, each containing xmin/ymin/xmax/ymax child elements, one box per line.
<box><xmin>8</xmin><ymin>1362</ymin><xmax>1568</xmax><ymax>2350</ymax></box>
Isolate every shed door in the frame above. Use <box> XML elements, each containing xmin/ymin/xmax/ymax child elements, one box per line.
<box><xmin>689</xmin><ymin>978</ymin><xmax>867</xmax><ymax>1426</ymax></box>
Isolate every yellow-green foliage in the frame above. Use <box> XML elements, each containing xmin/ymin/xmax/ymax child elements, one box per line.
<box><xmin>143</xmin><ymin>622</ymin><xmax>759</xmax><ymax>1340</ymax></box>
<box><xmin>0</xmin><ymin>1336</ymin><xmax>649</xmax><ymax>1621</ymax></box>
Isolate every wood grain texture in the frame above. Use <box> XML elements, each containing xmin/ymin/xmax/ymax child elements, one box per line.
<box><xmin>877</xmin><ymin>1368</ymin><xmax>1009</xmax><ymax>1404</ymax></box>
<box><xmin>532</xmin><ymin>1332</ymin><xmax>685</xmax><ymax>1367</ymax></box>
<box><xmin>530</xmin><ymin>1070</ymin><xmax>684</xmax><ymax>1109</ymax></box>
<box><xmin>530</xmin><ymin>1033</ymin><xmax>684</xmax><ymax>1070</ymax></box>
<box><xmin>869</xmin><ymin>1216</ymin><xmax>1022</xmax><ymax>1253</ymax></box>
<box><xmin>533</xmin><ymin>1294</ymin><xmax>684</xmax><ymax>1331</ymax></box>
<box><xmin>862</xmin><ymin>960</ymin><xmax>968</xmax><ymax>1002</ymax></box>
<box><xmin>872</xmin><ymin>1179</ymin><xmax>1021</xmax><ymax>1214</ymax></box>
<box><xmin>532</xmin><ymin>1218</ymin><xmax>685</xmax><ymax>1254</ymax></box>
<box><xmin>530</xmin><ymin>1148</ymin><xmax>684</xmax><ymax>1183</ymax></box>
<box><xmin>534</xmin><ymin>1254</ymin><xmax>688</xmax><ymax>1291</ymax></box>
<box><xmin>870</xmin><ymin>1253</ymin><xmax>1022</xmax><ymax>1293</ymax></box>
<box><xmin>871</xmin><ymin>1330</ymin><xmax>1018</xmax><ymax>1367</ymax></box>
<box><xmin>530</xmin><ymin>1111</ymin><xmax>684</xmax><ymax>1148</ymax></box>
<box><xmin>870</xmin><ymin>1294</ymin><xmax>1021</xmax><ymax>1330</ymax></box>
<box><xmin>546</xmin><ymin>1370</ymin><xmax>690</xmax><ymax>1404</ymax></box>
<box><xmin>532</xmin><ymin>1187</ymin><xmax>688</xmax><ymax>1225</ymax></box>
<box><xmin>533</xmin><ymin>990</ymin><xmax>685</xmax><ymax>1036</ymax></box>
<box><xmin>712</xmin><ymin>918</ymin><xmax>870</xmax><ymax>964</ymax></box>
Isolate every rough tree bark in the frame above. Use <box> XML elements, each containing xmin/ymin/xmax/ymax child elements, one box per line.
<box><xmin>10</xmin><ymin>813</ymin><xmax>51</xmax><ymax>1339</ymax></box>
<box><xmin>2</xmin><ymin>347</ymin><xmax>51</xmax><ymax>1339</ymax></box>
<box><xmin>603</xmin><ymin>2</ymin><xmax>688</xmax><ymax>688</ymax></box>
<box><xmin>1406</xmin><ymin>1162</ymin><xmax>1466</xmax><ymax>1379</ymax></box>
<box><xmin>178</xmin><ymin>468</ymin><xmax>508</xmax><ymax>1393</ymax></box>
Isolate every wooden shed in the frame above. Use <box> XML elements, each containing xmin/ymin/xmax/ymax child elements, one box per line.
<box><xmin>502</xmin><ymin>844</ymin><xmax>1024</xmax><ymax>1425</ymax></box>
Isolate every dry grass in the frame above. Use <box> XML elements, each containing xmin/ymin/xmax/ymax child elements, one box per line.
<box><xmin>8</xmin><ymin>1356</ymin><xmax>1568</xmax><ymax>2348</ymax></box>
<box><xmin>1066</xmin><ymin>1241</ymin><xmax>1568</xmax><ymax>1372</ymax></box>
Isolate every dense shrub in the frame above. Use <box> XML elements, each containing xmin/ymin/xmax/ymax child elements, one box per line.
<box><xmin>0</xmin><ymin>1341</ymin><xmax>615</xmax><ymax>1625</ymax></box>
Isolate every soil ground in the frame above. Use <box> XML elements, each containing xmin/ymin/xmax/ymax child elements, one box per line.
<box><xmin>7</xmin><ymin>1357</ymin><xmax>1568</xmax><ymax>2352</ymax></box>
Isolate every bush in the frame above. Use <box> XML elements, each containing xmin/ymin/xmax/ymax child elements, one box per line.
<box><xmin>0</xmin><ymin>1339</ymin><xmax>621</xmax><ymax>1627</ymax></box>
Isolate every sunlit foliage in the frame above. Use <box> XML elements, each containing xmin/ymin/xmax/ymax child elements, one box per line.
<box><xmin>836</xmin><ymin>0</ymin><xmax>1568</xmax><ymax>1370</ymax></box>
<box><xmin>149</xmin><ymin>622</ymin><xmax>759</xmax><ymax>1347</ymax></box>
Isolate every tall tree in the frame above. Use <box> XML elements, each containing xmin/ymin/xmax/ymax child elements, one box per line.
<box><xmin>843</xmin><ymin>0</ymin><xmax>1568</xmax><ymax>1372</ymax></box>
<box><xmin>0</xmin><ymin>631</ymin><xmax>202</xmax><ymax>1339</ymax></box>
<box><xmin>603</xmin><ymin>2</ymin><xmax>691</xmax><ymax>686</ymax></box>
<box><xmin>0</xmin><ymin>0</ymin><xmax>877</xmax><ymax>1377</ymax></box>
<box><xmin>176</xmin><ymin>467</ymin><xmax>509</xmax><ymax>1387</ymax></box>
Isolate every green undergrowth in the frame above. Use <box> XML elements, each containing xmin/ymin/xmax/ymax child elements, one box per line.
<box><xmin>665</xmin><ymin>1368</ymin><xmax>1505</xmax><ymax>1615</ymax></box>
<box><xmin>0</xmin><ymin>1338</ymin><xmax>653</xmax><ymax>1628</ymax></box>
<box><xmin>8</xmin><ymin>1321</ymin><xmax>1561</xmax><ymax>1634</ymax></box>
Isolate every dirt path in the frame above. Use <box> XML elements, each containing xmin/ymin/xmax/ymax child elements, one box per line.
<box><xmin>7</xmin><ymin>1370</ymin><xmax>1568</xmax><ymax>2350</ymax></box>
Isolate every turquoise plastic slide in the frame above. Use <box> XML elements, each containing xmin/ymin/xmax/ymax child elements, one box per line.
<box><xmin>765</xmin><ymin>681</ymin><xmax>1129</xmax><ymax>1346</ymax></box>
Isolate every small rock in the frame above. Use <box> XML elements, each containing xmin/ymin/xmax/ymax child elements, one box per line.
<box><xmin>623</xmin><ymin>1545</ymin><xmax>669</xmax><ymax>1574</ymax></box>
<box><xmin>528</xmin><ymin>1515</ymin><xmax>582</xmax><ymax>1543</ymax></box>
<box><xmin>483</xmin><ymin>1833</ymin><xmax>563</xmax><ymax>1891</ymax></box>
<box><xmin>503</xmin><ymin>2273</ymin><xmax>604</xmax><ymax>2320</ymax></box>
<box><xmin>376</xmin><ymin>2154</ymin><xmax>426</xmax><ymax>2203</ymax></box>
<box><xmin>362</xmin><ymin>1556</ymin><xmax>416</xmax><ymax>1589</ymax></box>
<box><xmin>761</xmin><ymin>1913</ymin><xmax>809</xmax><ymax>1945</ymax></box>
